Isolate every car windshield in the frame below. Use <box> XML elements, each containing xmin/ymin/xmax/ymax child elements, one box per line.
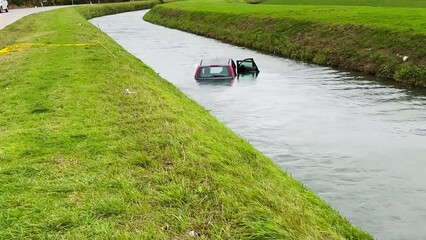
<box><xmin>199</xmin><ymin>66</ymin><xmax>231</xmax><ymax>78</ymax></box>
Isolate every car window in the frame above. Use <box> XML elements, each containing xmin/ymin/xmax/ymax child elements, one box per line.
<box><xmin>199</xmin><ymin>66</ymin><xmax>231</xmax><ymax>77</ymax></box>
<box><xmin>237</xmin><ymin>58</ymin><xmax>259</xmax><ymax>73</ymax></box>
<box><xmin>240</xmin><ymin>61</ymin><xmax>254</xmax><ymax>68</ymax></box>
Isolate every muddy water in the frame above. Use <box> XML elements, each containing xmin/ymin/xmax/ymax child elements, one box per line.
<box><xmin>91</xmin><ymin>10</ymin><xmax>426</xmax><ymax>239</ymax></box>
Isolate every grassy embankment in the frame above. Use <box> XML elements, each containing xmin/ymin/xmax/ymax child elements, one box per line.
<box><xmin>144</xmin><ymin>0</ymin><xmax>426</xmax><ymax>87</ymax></box>
<box><xmin>0</xmin><ymin>2</ymin><xmax>374</xmax><ymax>239</ymax></box>
<box><xmin>262</xmin><ymin>0</ymin><xmax>426</xmax><ymax>7</ymax></box>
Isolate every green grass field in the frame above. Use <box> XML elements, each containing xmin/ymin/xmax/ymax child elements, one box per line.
<box><xmin>262</xmin><ymin>0</ymin><xmax>426</xmax><ymax>7</ymax></box>
<box><xmin>165</xmin><ymin>0</ymin><xmax>426</xmax><ymax>34</ymax></box>
<box><xmin>0</xmin><ymin>2</ymin><xmax>372</xmax><ymax>239</ymax></box>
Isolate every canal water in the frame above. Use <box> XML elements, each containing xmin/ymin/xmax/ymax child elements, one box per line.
<box><xmin>91</xmin><ymin>10</ymin><xmax>426</xmax><ymax>240</ymax></box>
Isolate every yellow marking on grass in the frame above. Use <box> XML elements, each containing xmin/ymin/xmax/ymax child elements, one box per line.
<box><xmin>0</xmin><ymin>42</ymin><xmax>100</xmax><ymax>56</ymax></box>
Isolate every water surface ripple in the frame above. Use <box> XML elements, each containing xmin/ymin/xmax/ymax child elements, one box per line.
<box><xmin>91</xmin><ymin>11</ymin><xmax>426</xmax><ymax>239</ymax></box>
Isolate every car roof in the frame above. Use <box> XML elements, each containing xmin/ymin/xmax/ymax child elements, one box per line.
<box><xmin>200</xmin><ymin>58</ymin><xmax>232</xmax><ymax>66</ymax></box>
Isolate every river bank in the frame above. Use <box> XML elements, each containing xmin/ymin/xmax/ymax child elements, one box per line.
<box><xmin>0</xmin><ymin>2</ymin><xmax>372</xmax><ymax>239</ymax></box>
<box><xmin>144</xmin><ymin>1</ymin><xmax>426</xmax><ymax>87</ymax></box>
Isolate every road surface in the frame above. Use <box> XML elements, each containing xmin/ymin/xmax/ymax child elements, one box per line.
<box><xmin>0</xmin><ymin>6</ymin><xmax>66</xmax><ymax>30</ymax></box>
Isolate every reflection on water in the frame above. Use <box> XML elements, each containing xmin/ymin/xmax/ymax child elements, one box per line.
<box><xmin>91</xmin><ymin>10</ymin><xmax>426</xmax><ymax>240</ymax></box>
<box><xmin>196</xmin><ymin>73</ymin><xmax>259</xmax><ymax>86</ymax></box>
<box><xmin>196</xmin><ymin>78</ymin><xmax>236</xmax><ymax>86</ymax></box>
<box><xmin>237</xmin><ymin>72</ymin><xmax>259</xmax><ymax>80</ymax></box>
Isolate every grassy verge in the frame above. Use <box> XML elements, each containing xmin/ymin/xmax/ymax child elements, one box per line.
<box><xmin>0</xmin><ymin>2</ymin><xmax>372</xmax><ymax>239</ymax></box>
<box><xmin>262</xmin><ymin>0</ymin><xmax>426</xmax><ymax>7</ymax></box>
<box><xmin>144</xmin><ymin>1</ymin><xmax>426</xmax><ymax>87</ymax></box>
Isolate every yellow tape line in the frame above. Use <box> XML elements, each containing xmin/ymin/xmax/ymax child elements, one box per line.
<box><xmin>0</xmin><ymin>42</ymin><xmax>100</xmax><ymax>56</ymax></box>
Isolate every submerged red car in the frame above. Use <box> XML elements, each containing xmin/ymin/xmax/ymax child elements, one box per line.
<box><xmin>194</xmin><ymin>58</ymin><xmax>259</xmax><ymax>81</ymax></box>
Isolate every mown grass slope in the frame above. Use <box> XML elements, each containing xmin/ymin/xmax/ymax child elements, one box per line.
<box><xmin>262</xmin><ymin>0</ymin><xmax>426</xmax><ymax>7</ymax></box>
<box><xmin>145</xmin><ymin>0</ymin><xmax>426</xmax><ymax>87</ymax></box>
<box><xmin>0</xmin><ymin>2</ymin><xmax>372</xmax><ymax>239</ymax></box>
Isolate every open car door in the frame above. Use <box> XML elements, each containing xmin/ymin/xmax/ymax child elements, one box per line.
<box><xmin>237</xmin><ymin>58</ymin><xmax>260</xmax><ymax>74</ymax></box>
